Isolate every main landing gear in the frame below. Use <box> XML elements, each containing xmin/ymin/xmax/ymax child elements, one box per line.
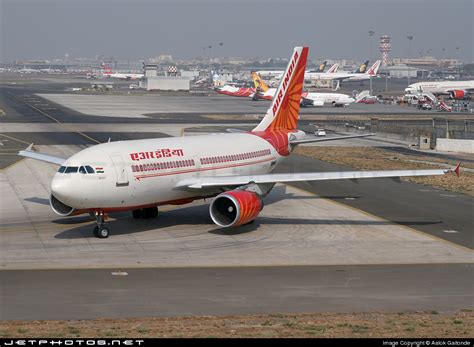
<box><xmin>132</xmin><ymin>207</ymin><xmax>159</xmax><ymax>219</ymax></box>
<box><xmin>93</xmin><ymin>211</ymin><xmax>109</xmax><ymax>238</ymax></box>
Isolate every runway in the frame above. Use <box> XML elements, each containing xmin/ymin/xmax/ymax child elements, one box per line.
<box><xmin>1</xmin><ymin>264</ymin><xmax>472</xmax><ymax>321</ymax></box>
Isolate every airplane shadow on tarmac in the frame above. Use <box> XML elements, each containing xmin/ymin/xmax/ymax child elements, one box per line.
<box><xmin>48</xmin><ymin>185</ymin><xmax>442</xmax><ymax>239</ymax></box>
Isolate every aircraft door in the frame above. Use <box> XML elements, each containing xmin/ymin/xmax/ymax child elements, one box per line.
<box><xmin>110</xmin><ymin>154</ymin><xmax>129</xmax><ymax>187</ymax></box>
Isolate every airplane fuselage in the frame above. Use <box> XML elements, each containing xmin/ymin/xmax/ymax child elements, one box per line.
<box><xmin>256</xmin><ymin>89</ymin><xmax>354</xmax><ymax>105</ymax></box>
<box><xmin>51</xmin><ymin>133</ymin><xmax>290</xmax><ymax>212</ymax></box>
<box><xmin>405</xmin><ymin>81</ymin><xmax>474</xmax><ymax>94</ymax></box>
<box><xmin>104</xmin><ymin>73</ymin><xmax>144</xmax><ymax>80</ymax></box>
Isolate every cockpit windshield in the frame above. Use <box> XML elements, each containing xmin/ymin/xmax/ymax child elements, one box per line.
<box><xmin>58</xmin><ymin>165</ymin><xmax>96</xmax><ymax>174</ymax></box>
<box><xmin>64</xmin><ymin>167</ymin><xmax>78</xmax><ymax>173</ymax></box>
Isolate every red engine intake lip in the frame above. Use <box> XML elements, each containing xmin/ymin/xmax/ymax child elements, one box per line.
<box><xmin>210</xmin><ymin>191</ymin><xmax>263</xmax><ymax>228</ymax></box>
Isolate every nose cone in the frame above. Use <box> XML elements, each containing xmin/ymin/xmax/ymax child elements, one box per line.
<box><xmin>347</xmin><ymin>97</ymin><xmax>356</xmax><ymax>104</ymax></box>
<box><xmin>51</xmin><ymin>175</ymin><xmax>73</xmax><ymax>205</ymax></box>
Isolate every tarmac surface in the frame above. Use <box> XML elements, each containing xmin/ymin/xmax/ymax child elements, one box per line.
<box><xmin>1</xmin><ymin>151</ymin><xmax>471</xmax><ymax>270</ymax></box>
<box><xmin>0</xmin><ymin>76</ymin><xmax>472</xmax><ymax>321</ymax></box>
<box><xmin>38</xmin><ymin>92</ymin><xmax>439</xmax><ymax>118</ymax></box>
<box><xmin>1</xmin><ymin>264</ymin><xmax>472</xmax><ymax>320</ymax></box>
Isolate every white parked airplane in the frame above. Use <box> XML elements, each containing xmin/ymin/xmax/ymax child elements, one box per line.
<box><xmin>102</xmin><ymin>64</ymin><xmax>144</xmax><ymax>80</ymax></box>
<box><xmin>251</xmin><ymin>72</ymin><xmax>354</xmax><ymax>106</ymax></box>
<box><xmin>305</xmin><ymin>60</ymin><xmax>381</xmax><ymax>82</ymax></box>
<box><xmin>17</xmin><ymin>66</ymin><xmax>41</xmax><ymax>74</ymax></box>
<box><xmin>257</xmin><ymin>61</ymin><xmax>338</xmax><ymax>80</ymax></box>
<box><xmin>405</xmin><ymin>80</ymin><xmax>474</xmax><ymax>99</ymax></box>
<box><xmin>19</xmin><ymin>47</ymin><xmax>459</xmax><ymax>238</ymax></box>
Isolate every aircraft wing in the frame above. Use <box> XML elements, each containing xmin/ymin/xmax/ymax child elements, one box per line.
<box><xmin>176</xmin><ymin>165</ymin><xmax>459</xmax><ymax>189</ymax></box>
<box><xmin>18</xmin><ymin>144</ymin><xmax>66</xmax><ymax>166</ymax></box>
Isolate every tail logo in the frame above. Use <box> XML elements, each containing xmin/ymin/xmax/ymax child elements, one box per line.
<box><xmin>272</xmin><ymin>50</ymin><xmax>299</xmax><ymax>115</ymax></box>
<box><xmin>252</xmin><ymin>46</ymin><xmax>308</xmax><ymax>133</ymax></box>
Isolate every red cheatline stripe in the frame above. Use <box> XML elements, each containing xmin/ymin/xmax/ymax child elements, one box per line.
<box><xmin>134</xmin><ymin>157</ymin><xmax>276</xmax><ymax>180</ymax></box>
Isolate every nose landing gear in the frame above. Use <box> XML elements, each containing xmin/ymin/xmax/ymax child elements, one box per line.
<box><xmin>93</xmin><ymin>211</ymin><xmax>109</xmax><ymax>238</ymax></box>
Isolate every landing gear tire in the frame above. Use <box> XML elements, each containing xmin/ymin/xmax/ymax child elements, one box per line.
<box><xmin>132</xmin><ymin>209</ymin><xmax>142</xmax><ymax>219</ymax></box>
<box><xmin>97</xmin><ymin>227</ymin><xmax>109</xmax><ymax>239</ymax></box>
<box><xmin>93</xmin><ymin>212</ymin><xmax>109</xmax><ymax>238</ymax></box>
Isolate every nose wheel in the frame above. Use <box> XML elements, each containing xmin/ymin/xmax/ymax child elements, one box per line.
<box><xmin>93</xmin><ymin>212</ymin><xmax>109</xmax><ymax>238</ymax></box>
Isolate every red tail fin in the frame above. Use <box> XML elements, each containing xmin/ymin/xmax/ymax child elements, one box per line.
<box><xmin>253</xmin><ymin>47</ymin><xmax>309</xmax><ymax>132</ymax></box>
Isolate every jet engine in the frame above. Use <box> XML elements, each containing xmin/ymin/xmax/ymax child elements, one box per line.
<box><xmin>210</xmin><ymin>190</ymin><xmax>263</xmax><ymax>227</ymax></box>
<box><xmin>450</xmin><ymin>90</ymin><xmax>467</xmax><ymax>99</ymax></box>
<box><xmin>50</xmin><ymin>194</ymin><xmax>76</xmax><ymax>216</ymax></box>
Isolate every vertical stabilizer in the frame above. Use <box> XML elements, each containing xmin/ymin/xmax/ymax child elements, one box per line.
<box><xmin>253</xmin><ymin>47</ymin><xmax>309</xmax><ymax>132</ymax></box>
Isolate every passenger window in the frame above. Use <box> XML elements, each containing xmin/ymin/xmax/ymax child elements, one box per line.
<box><xmin>58</xmin><ymin>166</ymin><xmax>66</xmax><ymax>173</ymax></box>
<box><xmin>85</xmin><ymin>166</ymin><xmax>95</xmax><ymax>174</ymax></box>
<box><xmin>65</xmin><ymin>167</ymin><xmax>78</xmax><ymax>173</ymax></box>
<box><xmin>79</xmin><ymin>166</ymin><xmax>87</xmax><ymax>174</ymax></box>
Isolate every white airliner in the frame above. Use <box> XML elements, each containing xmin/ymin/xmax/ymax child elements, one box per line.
<box><xmin>102</xmin><ymin>64</ymin><xmax>144</xmax><ymax>80</ymax></box>
<box><xmin>257</xmin><ymin>61</ymin><xmax>338</xmax><ymax>80</ymax></box>
<box><xmin>17</xmin><ymin>67</ymin><xmax>41</xmax><ymax>74</ymax></box>
<box><xmin>19</xmin><ymin>47</ymin><xmax>459</xmax><ymax>238</ymax></box>
<box><xmin>405</xmin><ymin>80</ymin><xmax>474</xmax><ymax>99</ymax></box>
<box><xmin>305</xmin><ymin>60</ymin><xmax>381</xmax><ymax>82</ymax></box>
<box><xmin>252</xmin><ymin>72</ymin><xmax>354</xmax><ymax>106</ymax></box>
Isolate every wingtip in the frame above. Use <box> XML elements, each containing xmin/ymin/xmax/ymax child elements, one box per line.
<box><xmin>18</xmin><ymin>143</ymin><xmax>34</xmax><ymax>155</ymax></box>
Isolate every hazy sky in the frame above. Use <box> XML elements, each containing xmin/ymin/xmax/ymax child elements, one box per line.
<box><xmin>1</xmin><ymin>0</ymin><xmax>473</xmax><ymax>62</ymax></box>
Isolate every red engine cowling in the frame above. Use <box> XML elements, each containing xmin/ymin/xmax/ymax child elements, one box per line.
<box><xmin>210</xmin><ymin>190</ymin><xmax>263</xmax><ymax>227</ymax></box>
<box><xmin>450</xmin><ymin>90</ymin><xmax>467</xmax><ymax>99</ymax></box>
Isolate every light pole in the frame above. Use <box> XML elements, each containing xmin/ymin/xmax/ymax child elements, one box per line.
<box><xmin>406</xmin><ymin>35</ymin><xmax>413</xmax><ymax>85</ymax></box>
<box><xmin>368</xmin><ymin>30</ymin><xmax>374</xmax><ymax>95</ymax></box>
<box><xmin>456</xmin><ymin>47</ymin><xmax>460</xmax><ymax>77</ymax></box>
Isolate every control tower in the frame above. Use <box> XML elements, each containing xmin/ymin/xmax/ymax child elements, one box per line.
<box><xmin>379</xmin><ymin>35</ymin><xmax>391</xmax><ymax>66</ymax></box>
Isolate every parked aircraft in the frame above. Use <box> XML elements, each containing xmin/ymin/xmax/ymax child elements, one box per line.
<box><xmin>305</xmin><ymin>60</ymin><xmax>381</xmax><ymax>82</ymax></box>
<box><xmin>252</xmin><ymin>72</ymin><xmax>355</xmax><ymax>106</ymax></box>
<box><xmin>17</xmin><ymin>67</ymin><xmax>41</xmax><ymax>74</ymax></box>
<box><xmin>257</xmin><ymin>60</ymin><xmax>336</xmax><ymax>79</ymax></box>
<box><xmin>102</xmin><ymin>64</ymin><xmax>144</xmax><ymax>80</ymax></box>
<box><xmin>405</xmin><ymin>80</ymin><xmax>474</xmax><ymax>99</ymax></box>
